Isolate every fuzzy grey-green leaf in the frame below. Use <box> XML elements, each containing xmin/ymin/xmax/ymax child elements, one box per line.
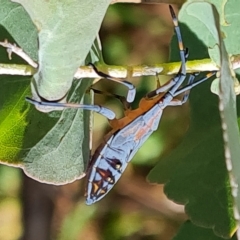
<box><xmin>13</xmin><ymin>0</ymin><xmax>111</xmax><ymax>101</ymax></box>
<box><xmin>0</xmin><ymin>0</ymin><xmax>38</xmax><ymax>60</ymax></box>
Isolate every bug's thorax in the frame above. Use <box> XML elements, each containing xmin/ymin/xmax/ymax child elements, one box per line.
<box><xmin>108</xmin><ymin>93</ymin><xmax>165</xmax><ymax>130</ymax></box>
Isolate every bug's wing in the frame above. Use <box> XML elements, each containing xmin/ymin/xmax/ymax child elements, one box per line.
<box><xmin>85</xmin><ymin>106</ymin><xmax>163</xmax><ymax>204</ymax></box>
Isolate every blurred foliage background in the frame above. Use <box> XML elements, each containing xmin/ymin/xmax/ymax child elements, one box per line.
<box><xmin>0</xmin><ymin>3</ymin><xmax>192</xmax><ymax>240</ymax></box>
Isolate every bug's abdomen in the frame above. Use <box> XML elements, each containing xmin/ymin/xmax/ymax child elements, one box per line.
<box><xmin>85</xmin><ymin>106</ymin><xmax>163</xmax><ymax>204</ymax></box>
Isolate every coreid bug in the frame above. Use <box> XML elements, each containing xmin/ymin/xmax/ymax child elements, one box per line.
<box><xmin>26</xmin><ymin>5</ymin><xmax>216</xmax><ymax>205</ymax></box>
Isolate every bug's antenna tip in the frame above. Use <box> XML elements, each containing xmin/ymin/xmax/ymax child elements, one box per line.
<box><xmin>169</xmin><ymin>5</ymin><xmax>174</xmax><ymax>15</ymax></box>
<box><xmin>169</xmin><ymin>5</ymin><xmax>178</xmax><ymax>26</ymax></box>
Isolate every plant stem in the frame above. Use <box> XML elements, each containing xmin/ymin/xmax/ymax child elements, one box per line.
<box><xmin>111</xmin><ymin>0</ymin><xmax>184</xmax><ymax>5</ymax></box>
<box><xmin>1</xmin><ymin>55</ymin><xmax>240</xmax><ymax>79</ymax></box>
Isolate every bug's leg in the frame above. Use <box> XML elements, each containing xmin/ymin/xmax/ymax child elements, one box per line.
<box><xmin>91</xmin><ymin>88</ymin><xmax>132</xmax><ymax>128</ymax></box>
<box><xmin>178</xmin><ymin>73</ymin><xmax>199</xmax><ymax>104</ymax></box>
<box><xmin>147</xmin><ymin>49</ymin><xmax>189</xmax><ymax>99</ymax></box>
<box><xmin>169</xmin><ymin>5</ymin><xmax>186</xmax><ymax>76</ymax></box>
<box><xmin>88</xmin><ymin>88</ymin><xmax>132</xmax><ymax>129</ymax></box>
<box><xmin>167</xmin><ymin>5</ymin><xmax>189</xmax><ymax>97</ymax></box>
<box><xmin>90</xmin><ymin>88</ymin><xmax>131</xmax><ymax>111</ymax></box>
<box><xmin>154</xmin><ymin>74</ymin><xmax>161</xmax><ymax>90</ymax></box>
<box><xmin>0</xmin><ymin>40</ymin><xmax>38</xmax><ymax>68</ymax></box>
<box><xmin>89</xmin><ymin>63</ymin><xmax>136</xmax><ymax>103</ymax></box>
<box><xmin>25</xmin><ymin>97</ymin><xmax>116</xmax><ymax>120</ymax></box>
<box><xmin>163</xmin><ymin>7</ymin><xmax>216</xmax><ymax>103</ymax></box>
<box><xmin>172</xmin><ymin>71</ymin><xmax>217</xmax><ymax>100</ymax></box>
<box><xmin>148</xmin><ymin>5</ymin><xmax>190</xmax><ymax>99</ymax></box>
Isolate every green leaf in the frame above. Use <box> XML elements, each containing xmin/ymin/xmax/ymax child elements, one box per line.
<box><xmin>0</xmin><ymin>72</ymin><xmax>91</xmax><ymax>183</ymax></box>
<box><xmin>0</xmin><ymin>0</ymin><xmax>38</xmax><ymax>60</ymax></box>
<box><xmin>217</xmin><ymin>4</ymin><xmax>240</xmax><ymax>229</ymax></box>
<box><xmin>222</xmin><ymin>0</ymin><xmax>240</xmax><ymax>55</ymax></box>
<box><xmin>22</xmin><ymin>79</ymin><xmax>92</xmax><ymax>184</ymax></box>
<box><xmin>180</xmin><ymin>1</ymin><xmax>219</xmax><ymax>47</ymax></box>
<box><xmin>173</xmin><ymin>221</ymin><xmax>238</xmax><ymax>240</ymax></box>
<box><xmin>0</xmin><ymin>78</ymin><xmax>92</xmax><ymax>184</ymax></box>
<box><xmin>0</xmin><ymin>75</ymin><xmax>31</xmax><ymax>163</ymax></box>
<box><xmin>148</xmin><ymin>2</ymin><xmax>237</xmax><ymax>238</ymax></box>
<box><xmin>0</xmin><ymin>30</ymin><xmax>104</xmax><ymax>184</ymax></box>
<box><xmin>0</xmin><ymin>27</ymin><xmax>33</xmax><ymax>163</ymax></box>
<box><xmin>179</xmin><ymin>0</ymin><xmax>240</xmax><ymax>62</ymax></box>
<box><xmin>13</xmin><ymin>0</ymin><xmax>111</xmax><ymax>101</ymax></box>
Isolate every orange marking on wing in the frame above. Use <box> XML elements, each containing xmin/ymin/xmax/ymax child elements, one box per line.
<box><xmin>135</xmin><ymin>127</ymin><xmax>147</xmax><ymax>140</ymax></box>
<box><xmin>97</xmin><ymin>168</ymin><xmax>108</xmax><ymax>178</ymax></box>
<box><xmin>134</xmin><ymin>114</ymin><xmax>156</xmax><ymax>140</ymax></box>
<box><xmin>121</xmin><ymin>122</ymin><xmax>142</xmax><ymax>138</ymax></box>
<box><xmin>100</xmin><ymin>188</ymin><xmax>106</xmax><ymax>195</ymax></box>
<box><xmin>92</xmin><ymin>182</ymin><xmax>99</xmax><ymax>194</ymax></box>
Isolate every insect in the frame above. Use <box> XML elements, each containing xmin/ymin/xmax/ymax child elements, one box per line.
<box><xmin>26</xmin><ymin>5</ymin><xmax>216</xmax><ymax>205</ymax></box>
